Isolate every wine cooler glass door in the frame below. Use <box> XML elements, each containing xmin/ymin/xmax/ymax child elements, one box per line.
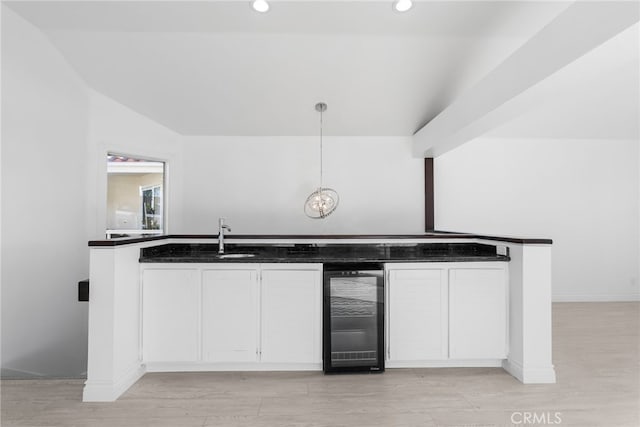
<box><xmin>323</xmin><ymin>265</ymin><xmax>384</xmax><ymax>373</ymax></box>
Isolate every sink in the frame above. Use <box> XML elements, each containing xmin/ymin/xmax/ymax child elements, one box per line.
<box><xmin>217</xmin><ymin>253</ymin><xmax>256</xmax><ymax>259</ymax></box>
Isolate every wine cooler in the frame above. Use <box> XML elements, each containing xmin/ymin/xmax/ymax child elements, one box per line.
<box><xmin>323</xmin><ymin>263</ymin><xmax>384</xmax><ymax>373</ymax></box>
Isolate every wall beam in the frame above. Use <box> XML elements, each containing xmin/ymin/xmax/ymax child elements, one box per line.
<box><xmin>413</xmin><ymin>1</ymin><xmax>639</xmax><ymax>158</ymax></box>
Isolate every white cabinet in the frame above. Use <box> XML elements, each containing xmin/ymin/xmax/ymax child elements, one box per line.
<box><xmin>142</xmin><ymin>268</ymin><xmax>199</xmax><ymax>362</ymax></box>
<box><xmin>449</xmin><ymin>268</ymin><xmax>507</xmax><ymax>359</ymax></box>
<box><xmin>202</xmin><ymin>268</ymin><xmax>259</xmax><ymax>362</ymax></box>
<box><xmin>387</xmin><ymin>268</ymin><xmax>447</xmax><ymax>362</ymax></box>
<box><xmin>386</xmin><ymin>263</ymin><xmax>508</xmax><ymax>366</ymax></box>
<box><xmin>260</xmin><ymin>266</ymin><xmax>322</xmax><ymax>364</ymax></box>
<box><xmin>140</xmin><ymin>263</ymin><xmax>322</xmax><ymax>368</ymax></box>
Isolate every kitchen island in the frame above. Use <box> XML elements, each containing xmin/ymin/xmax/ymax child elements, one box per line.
<box><xmin>83</xmin><ymin>233</ymin><xmax>555</xmax><ymax>401</ymax></box>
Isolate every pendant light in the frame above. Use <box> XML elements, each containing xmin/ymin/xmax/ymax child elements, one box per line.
<box><xmin>304</xmin><ymin>102</ymin><xmax>339</xmax><ymax>219</ymax></box>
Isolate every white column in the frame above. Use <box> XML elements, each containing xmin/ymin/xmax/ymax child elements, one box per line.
<box><xmin>83</xmin><ymin>246</ymin><xmax>145</xmax><ymax>402</ymax></box>
<box><xmin>503</xmin><ymin>243</ymin><xmax>556</xmax><ymax>383</ymax></box>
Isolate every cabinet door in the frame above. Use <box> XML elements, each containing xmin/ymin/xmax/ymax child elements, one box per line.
<box><xmin>202</xmin><ymin>268</ymin><xmax>259</xmax><ymax>362</ymax></box>
<box><xmin>142</xmin><ymin>269</ymin><xmax>199</xmax><ymax>362</ymax></box>
<box><xmin>388</xmin><ymin>269</ymin><xmax>447</xmax><ymax>361</ymax></box>
<box><xmin>449</xmin><ymin>268</ymin><xmax>507</xmax><ymax>359</ymax></box>
<box><xmin>260</xmin><ymin>267</ymin><xmax>322</xmax><ymax>364</ymax></box>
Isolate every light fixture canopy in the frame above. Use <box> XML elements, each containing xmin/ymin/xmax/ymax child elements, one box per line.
<box><xmin>393</xmin><ymin>0</ymin><xmax>413</xmax><ymax>12</ymax></box>
<box><xmin>251</xmin><ymin>0</ymin><xmax>269</xmax><ymax>13</ymax></box>
<box><xmin>304</xmin><ymin>102</ymin><xmax>339</xmax><ymax>219</ymax></box>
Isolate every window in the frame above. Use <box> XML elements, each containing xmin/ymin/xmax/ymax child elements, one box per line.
<box><xmin>106</xmin><ymin>154</ymin><xmax>165</xmax><ymax>238</ymax></box>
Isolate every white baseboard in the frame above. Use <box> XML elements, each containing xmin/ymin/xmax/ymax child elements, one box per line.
<box><xmin>83</xmin><ymin>362</ymin><xmax>146</xmax><ymax>402</ymax></box>
<box><xmin>503</xmin><ymin>359</ymin><xmax>556</xmax><ymax>384</ymax></box>
<box><xmin>553</xmin><ymin>294</ymin><xmax>640</xmax><ymax>302</ymax></box>
<box><xmin>386</xmin><ymin>359</ymin><xmax>503</xmax><ymax>369</ymax></box>
<box><xmin>145</xmin><ymin>362</ymin><xmax>323</xmax><ymax>372</ymax></box>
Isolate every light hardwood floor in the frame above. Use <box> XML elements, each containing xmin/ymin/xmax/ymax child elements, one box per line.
<box><xmin>2</xmin><ymin>302</ymin><xmax>639</xmax><ymax>427</ymax></box>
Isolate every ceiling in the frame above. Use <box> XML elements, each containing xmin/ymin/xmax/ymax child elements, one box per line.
<box><xmin>4</xmin><ymin>0</ymin><xmax>637</xmax><ymax>139</ymax></box>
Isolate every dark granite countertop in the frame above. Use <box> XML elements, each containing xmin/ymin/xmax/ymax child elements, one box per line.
<box><xmin>139</xmin><ymin>242</ymin><xmax>510</xmax><ymax>264</ymax></box>
<box><xmin>90</xmin><ymin>231</ymin><xmax>552</xmax><ymax>247</ymax></box>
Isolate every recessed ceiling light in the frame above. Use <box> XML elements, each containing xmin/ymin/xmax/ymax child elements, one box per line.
<box><xmin>393</xmin><ymin>0</ymin><xmax>413</xmax><ymax>12</ymax></box>
<box><xmin>252</xmin><ymin>0</ymin><xmax>270</xmax><ymax>13</ymax></box>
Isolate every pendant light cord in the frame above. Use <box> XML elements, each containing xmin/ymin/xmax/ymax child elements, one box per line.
<box><xmin>304</xmin><ymin>102</ymin><xmax>338</xmax><ymax>219</ymax></box>
<box><xmin>319</xmin><ymin>107</ymin><xmax>323</xmax><ymax>190</ymax></box>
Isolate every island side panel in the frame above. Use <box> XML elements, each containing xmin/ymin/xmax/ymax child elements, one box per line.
<box><xmin>83</xmin><ymin>248</ymin><xmax>116</xmax><ymax>401</ymax></box>
<box><xmin>503</xmin><ymin>243</ymin><xmax>556</xmax><ymax>384</ymax></box>
<box><xmin>83</xmin><ymin>245</ymin><xmax>145</xmax><ymax>402</ymax></box>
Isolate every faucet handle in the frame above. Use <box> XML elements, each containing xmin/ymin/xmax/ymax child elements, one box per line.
<box><xmin>218</xmin><ymin>217</ymin><xmax>231</xmax><ymax>231</ymax></box>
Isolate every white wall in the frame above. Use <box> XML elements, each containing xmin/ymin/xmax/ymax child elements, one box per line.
<box><xmin>87</xmin><ymin>90</ymin><xmax>183</xmax><ymax>239</ymax></box>
<box><xmin>1</xmin><ymin>7</ymin><xmax>90</xmax><ymax>377</ymax></box>
<box><xmin>1</xmin><ymin>8</ymin><xmax>185</xmax><ymax>378</ymax></box>
<box><xmin>180</xmin><ymin>136</ymin><xmax>424</xmax><ymax>234</ymax></box>
<box><xmin>435</xmin><ymin>137</ymin><xmax>639</xmax><ymax>301</ymax></box>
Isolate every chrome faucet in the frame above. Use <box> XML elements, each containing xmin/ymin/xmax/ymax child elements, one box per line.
<box><xmin>218</xmin><ymin>218</ymin><xmax>231</xmax><ymax>254</ymax></box>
